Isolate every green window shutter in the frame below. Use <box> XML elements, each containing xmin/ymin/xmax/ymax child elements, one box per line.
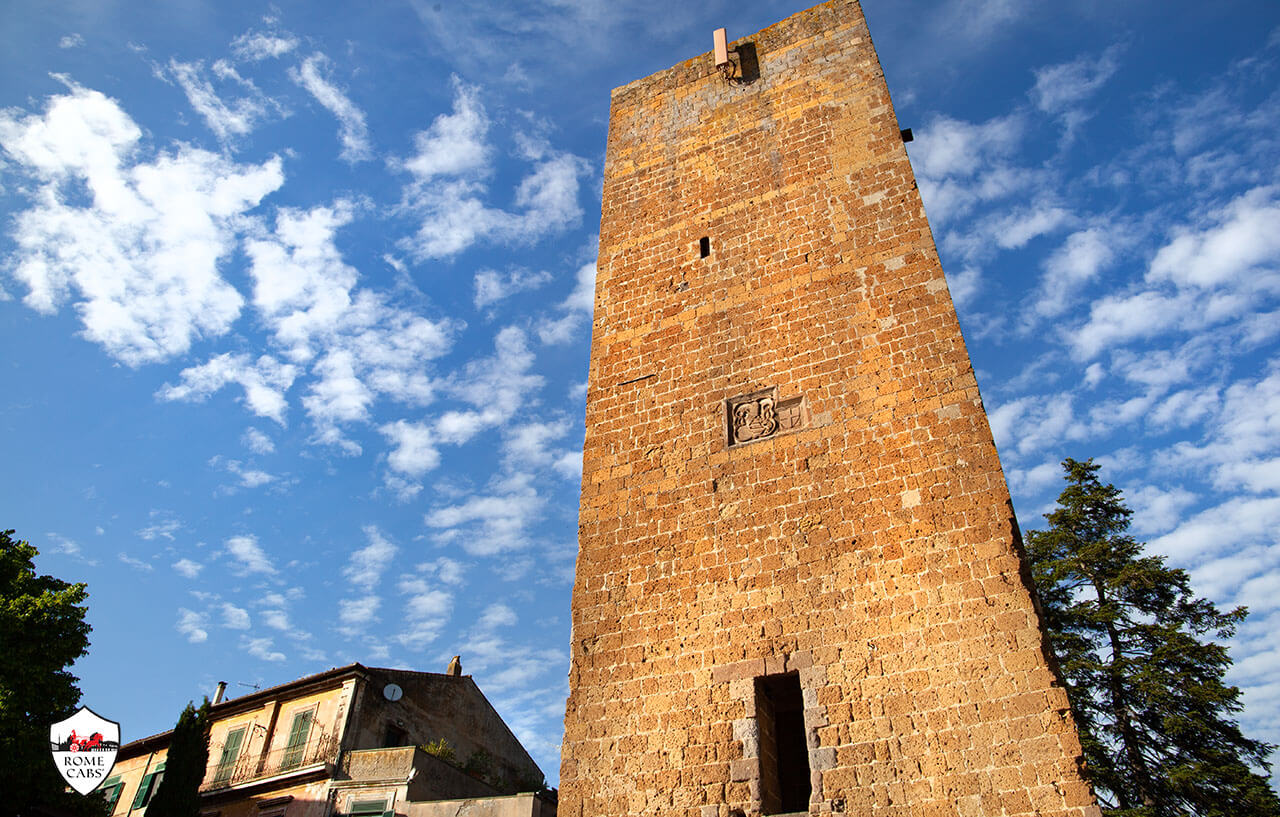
<box><xmin>99</xmin><ymin>776</ymin><xmax>123</xmax><ymax>809</ymax></box>
<box><xmin>130</xmin><ymin>762</ymin><xmax>167</xmax><ymax>809</ymax></box>
<box><xmin>130</xmin><ymin>772</ymin><xmax>155</xmax><ymax>809</ymax></box>
<box><xmin>348</xmin><ymin>799</ymin><xmax>388</xmax><ymax>816</ymax></box>
<box><xmin>281</xmin><ymin>709</ymin><xmax>313</xmax><ymax>769</ymax></box>
<box><xmin>213</xmin><ymin>726</ymin><xmax>246</xmax><ymax>783</ymax></box>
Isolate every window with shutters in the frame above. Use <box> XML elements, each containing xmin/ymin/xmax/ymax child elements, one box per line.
<box><xmin>280</xmin><ymin>708</ymin><xmax>315</xmax><ymax>770</ymax></box>
<box><xmin>98</xmin><ymin>776</ymin><xmax>124</xmax><ymax>810</ymax></box>
<box><xmin>130</xmin><ymin>761</ymin><xmax>166</xmax><ymax>810</ymax></box>
<box><xmin>345</xmin><ymin>797</ymin><xmax>391</xmax><ymax>817</ymax></box>
<box><xmin>213</xmin><ymin>725</ymin><xmax>246</xmax><ymax>784</ymax></box>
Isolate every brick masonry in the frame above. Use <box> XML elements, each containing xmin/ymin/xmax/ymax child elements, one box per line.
<box><xmin>560</xmin><ymin>2</ymin><xmax>1100</xmax><ymax>815</ymax></box>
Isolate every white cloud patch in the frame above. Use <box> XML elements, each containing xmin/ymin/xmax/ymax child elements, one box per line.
<box><xmin>59</xmin><ymin>33</ymin><xmax>85</xmax><ymax>50</ymax></box>
<box><xmin>231</xmin><ymin>30</ymin><xmax>299</xmax><ymax>62</ymax></box>
<box><xmin>221</xmin><ymin>603</ymin><xmax>251</xmax><ymax>629</ymax></box>
<box><xmin>118</xmin><ymin>552</ymin><xmax>153</xmax><ymax>572</ymax></box>
<box><xmin>1031</xmin><ymin>227</ymin><xmax>1117</xmax><ymax>319</ymax></box>
<box><xmin>242</xmin><ymin>427</ymin><xmax>275</xmax><ymax>454</ymax></box>
<box><xmin>474</xmin><ymin>267</ymin><xmax>552</xmax><ymax>309</ymax></box>
<box><xmin>291</xmin><ymin>54</ymin><xmax>371</xmax><ymax>162</ymax></box>
<box><xmin>380</xmin><ymin>420</ymin><xmax>440</xmax><ymax>477</ymax></box>
<box><xmin>158</xmin><ymin>353</ymin><xmax>298</xmax><ymax>425</ymax></box>
<box><xmin>166</xmin><ymin>59</ymin><xmax>277</xmax><ymax>145</ymax></box>
<box><xmin>426</xmin><ymin>472</ymin><xmax>544</xmax><ymax>555</ymax></box>
<box><xmin>1031</xmin><ymin>46</ymin><xmax>1122</xmax><ymax>116</ymax></box>
<box><xmin>0</xmin><ymin>81</ymin><xmax>284</xmax><ymax>366</ymax></box>
<box><xmin>402</xmin><ymin>77</ymin><xmax>489</xmax><ymax>180</ymax></box>
<box><xmin>244</xmin><ymin>636</ymin><xmax>286</xmax><ymax>662</ymax></box>
<box><xmin>537</xmin><ymin>260</ymin><xmax>596</xmax><ymax>344</ymax></box>
<box><xmin>173</xmin><ymin>558</ymin><xmax>204</xmax><ymax>578</ymax></box>
<box><xmin>176</xmin><ymin>608</ymin><xmax>208</xmax><ymax>643</ymax></box>
<box><xmin>1068</xmin><ymin>186</ymin><xmax>1280</xmax><ymax>360</ymax></box>
<box><xmin>224</xmin><ymin>534</ymin><xmax>277</xmax><ymax>575</ymax></box>
<box><xmin>243</xmin><ymin>201</ymin><xmax>458</xmax><ymax>450</ymax></box>
<box><xmin>398</xmin><ymin>82</ymin><xmax>589</xmax><ymax>259</ymax></box>
<box><xmin>338</xmin><ymin>596</ymin><xmax>380</xmax><ymax>637</ymax></box>
<box><xmin>395</xmin><ymin>576</ymin><xmax>452</xmax><ymax>647</ymax></box>
<box><xmin>342</xmin><ymin>525</ymin><xmax>397</xmax><ymax>591</ymax></box>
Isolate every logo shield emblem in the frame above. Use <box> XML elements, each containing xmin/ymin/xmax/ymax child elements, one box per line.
<box><xmin>49</xmin><ymin>707</ymin><xmax>121</xmax><ymax>795</ymax></box>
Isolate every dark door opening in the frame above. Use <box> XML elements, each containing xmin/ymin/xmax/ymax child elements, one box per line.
<box><xmin>755</xmin><ymin>672</ymin><xmax>811</xmax><ymax>814</ymax></box>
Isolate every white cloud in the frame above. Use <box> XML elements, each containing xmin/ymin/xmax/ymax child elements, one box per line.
<box><xmin>397</xmin><ymin>81</ymin><xmax>590</xmax><ymax>260</ymax></box>
<box><xmin>1068</xmin><ymin>186</ymin><xmax>1280</xmax><ymax>359</ymax></box>
<box><xmin>425</xmin><ymin>472</ymin><xmax>544</xmax><ymax>555</ymax></box>
<box><xmin>242</xmin><ymin>427</ymin><xmax>275</xmax><ymax>454</ymax></box>
<box><xmin>59</xmin><ymin>34</ymin><xmax>84</xmax><ymax>49</ymax></box>
<box><xmin>167</xmin><ymin>59</ymin><xmax>275</xmax><ymax>144</ymax></box>
<box><xmin>118</xmin><ymin>552</ymin><xmax>153</xmax><ymax>572</ymax></box>
<box><xmin>502</xmin><ymin>419</ymin><xmax>569</xmax><ymax>470</ymax></box>
<box><xmin>477</xmin><ymin>603</ymin><xmax>517</xmax><ymax>631</ymax></box>
<box><xmin>0</xmin><ymin>82</ymin><xmax>283</xmax><ymax>366</ymax></box>
<box><xmin>553</xmin><ymin>450</ymin><xmax>583</xmax><ymax>482</ymax></box>
<box><xmin>173</xmin><ymin>558</ymin><xmax>204</xmax><ymax>578</ymax></box>
<box><xmin>291</xmin><ymin>54</ymin><xmax>371</xmax><ymax>162</ymax></box>
<box><xmin>418</xmin><ymin>556</ymin><xmax>467</xmax><ymax>585</ymax></box>
<box><xmin>912</xmin><ymin>112</ymin><xmax>1033</xmax><ymax>226</ymax></box>
<box><xmin>380</xmin><ymin>420</ymin><xmax>440</xmax><ymax>476</ymax></box>
<box><xmin>474</xmin><ymin>267</ymin><xmax>552</xmax><ymax>309</ymax></box>
<box><xmin>244</xmin><ymin>636</ymin><xmax>286</xmax><ymax>662</ymax></box>
<box><xmin>1150</xmin><ymin>496</ymin><xmax>1280</xmax><ymax>566</ymax></box>
<box><xmin>261</xmin><ymin>609</ymin><xmax>292</xmax><ymax>630</ymax></box>
<box><xmin>1127</xmin><ymin>484</ymin><xmax>1198</xmax><ymax>536</ymax></box>
<box><xmin>402</xmin><ymin>77</ymin><xmax>489</xmax><ymax>180</ymax></box>
<box><xmin>537</xmin><ymin>260</ymin><xmax>596</xmax><ymax>344</ymax></box>
<box><xmin>1031</xmin><ymin>46</ymin><xmax>1122</xmax><ymax>116</ymax></box>
<box><xmin>338</xmin><ymin>596</ymin><xmax>380</xmax><ymax>637</ymax></box>
<box><xmin>242</xmin><ymin>201</ymin><xmax>458</xmax><ymax>449</ymax></box>
<box><xmin>1032</xmin><ymin>227</ymin><xmax>1117</xmax><ymax>319</ymax></box>
<box><xmin>231</xmin><ymin>30</ymin><xmax>299</xmax><ymax>61</ymax></box>
<box><xmin>1148</xmin><ymin>186</ymin><xmax>1280</xmax><ymax>290</ymax></box>
<box><xmin>158</xmin><ymin>353</ymin><xmax>298</xmax><ymax>425</ymax></box>
<box><xmin>137</xmin><ymin>514</ymin><xmax>181</xmax><ymax>541</ymax></box>
<box><xmin>225</xmin><ymin>534</ymin><xmax>277</xmax><ymax>575</ymax></box>
<box><xmin>342</xmin><ymin>525</ymin><xmax>397</xmax><ymax>591</ymax></box>
<box><xmin>221</xmin><ymin>603</ymin><xmax>251</xmax><ymax>629</ymax></box>
<box><xmin>176</xmin><ymin>608</ymin><xmax>208</xmax><ymax>643</ymax></box>
<box><xmin>394</xmin><ymin>576</ymin><xmax>452</xmax><ymax>646</ymax></box>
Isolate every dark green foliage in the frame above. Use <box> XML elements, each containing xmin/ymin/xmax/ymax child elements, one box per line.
<box><xmin>145</xmin><ymin>698</ymin><xmax>211</xmax><ymax>817</ymax></box>
<box><xmin>1026</xmin><ymin>459</ymin><xmax>1280</xmax><ymax>816</ymax></box>
<box><xmin>0</xmin><ymin>529</ymin><xmax>105</xmax><ymax>817</ymax></box>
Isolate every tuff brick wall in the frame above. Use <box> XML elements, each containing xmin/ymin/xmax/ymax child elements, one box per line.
<box><xmin>560</xmin><ymin>2</ymin><xmax>1099</xmax><ymax>816</ymax></box>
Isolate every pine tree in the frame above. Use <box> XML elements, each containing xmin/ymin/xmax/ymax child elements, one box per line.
<box><xmin>1026</xmin><ymin>458</ymin><xmax>1280</xmax><ymax>816</ymax></box>
<box><xmin>145</xmin><ymin>698</ymin><xmax>211</xmax><ymax>817</ymax></box>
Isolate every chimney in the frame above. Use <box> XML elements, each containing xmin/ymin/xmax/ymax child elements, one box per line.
<box><xmin>446</xmin><ymin>656</ymin><xmax>462</xmax><ymax>677</ymax></box>
<box><xmin>213</xmin><ymin>681</ymin><xmax>227</xmax><ymax>705</ymax></box>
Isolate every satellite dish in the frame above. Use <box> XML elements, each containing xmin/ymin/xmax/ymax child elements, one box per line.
<box><xmin>383</xmin><ymin>683</ymin><xmax>403</xmax><ymax>702</ymax></box>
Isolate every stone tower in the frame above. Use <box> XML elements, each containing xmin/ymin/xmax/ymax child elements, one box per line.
<box><xmin>561</xmin><ymin>2</ymin><xmax>1098</xmax><ymax>816</ymax></box>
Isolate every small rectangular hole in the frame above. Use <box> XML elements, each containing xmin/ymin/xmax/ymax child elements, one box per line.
<box><xmin>700</xmin><ymin>236</ymin><xmax>710</xmax><ymax>258</ymax></box>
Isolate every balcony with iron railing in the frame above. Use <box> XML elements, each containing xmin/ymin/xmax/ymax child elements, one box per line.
<box><xmin>201</xmin><ymin>729</ymin><xmax>340</xmax><ymax>792</ymax></box>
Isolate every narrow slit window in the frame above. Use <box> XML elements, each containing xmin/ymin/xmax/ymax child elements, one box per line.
<box><xmin>755</xmin><ymin>672</ymin><xmax>810</xmax><ymax>814</ymax></box>
<box><xmin>699</xmin><ymin>236</ymin><xmax>711</xmax><ymax>258</ymax></box>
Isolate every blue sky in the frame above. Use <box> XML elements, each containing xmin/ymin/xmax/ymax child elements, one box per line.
<box><xmin>2</xmin><ymin>0</ymin><xmax>1278</xmax><ymax>789</ymax></box>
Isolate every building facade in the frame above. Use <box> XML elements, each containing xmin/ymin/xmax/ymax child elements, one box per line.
<box><xmin>101</xmin><ymin>663</ymin><xmax>553</xmax><ymax>817</ymax></box>
<box><xmin>560</xmin><ymin>2</ymin><xmax>1099</xmax><ymax>815</ymax></box>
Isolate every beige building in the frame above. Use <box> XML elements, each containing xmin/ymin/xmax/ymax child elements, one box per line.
<box><xmin>100</xmin><ymin>662</ymin><xmax>554</xmax><ymax>817</ymax></box>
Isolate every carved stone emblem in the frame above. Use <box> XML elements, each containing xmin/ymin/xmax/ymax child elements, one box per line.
<box><xmin>728</xmin><ymin>389</ymin><xmax>803</xmax><ymax>446</ymax></box>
